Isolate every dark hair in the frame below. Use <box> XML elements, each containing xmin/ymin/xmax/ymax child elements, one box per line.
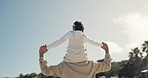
<box><xmin>73</xmin><ymin>21</ymin><xmax>84</xmax><ymax>32</ymax></box>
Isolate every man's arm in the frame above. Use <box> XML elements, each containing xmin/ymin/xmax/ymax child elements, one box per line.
<box><xmin>95</xmin><ymin>42</ymin><xmax>111</xmax><ymax>73</ymax></box>
<box><xmin>39</xmin><ymin>45</ymin><xmax>63</xmax><ymax>77</ymax></box>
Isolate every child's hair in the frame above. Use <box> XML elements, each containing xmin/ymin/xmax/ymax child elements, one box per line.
<box><xmin>73</xmin><ymin>21</ymin><xmax>84</xmax><ymax>32</ymax></box>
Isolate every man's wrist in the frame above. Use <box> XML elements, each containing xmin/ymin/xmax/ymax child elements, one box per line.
<box><xmin>105</xmin><ymin>49</ymin><xmax>109</xmax><ymax>53</ymax></box>
<box><xmin>106</xmin><ymin>51</ymin><xmax>109</xmax><ymax>53</ymax></box>
<box><xmin>39</xmin><ymin>52</ymin><xmax>44</xmax><ymax>58</ymax></box>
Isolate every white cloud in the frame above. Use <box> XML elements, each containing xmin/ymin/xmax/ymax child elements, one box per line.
<box><xmin>114</xmin><ymin>13</ymin><xmax>148</xmax><ymax>50</ymax></box>
<box><xmin>143</xmin><ymin>3</ymin><xmax>148</xmax><ymax>8</ymax></box>
<box><xmin>106</xmin><ymin>41</ymin><xmax>124</xmax><ymax>54</ymax></box>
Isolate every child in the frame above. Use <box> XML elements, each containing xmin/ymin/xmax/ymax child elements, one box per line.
<box><xmin>47</xmin><ymin>21</ymin><xmax>103</xmax><ymax>63</ymax></box>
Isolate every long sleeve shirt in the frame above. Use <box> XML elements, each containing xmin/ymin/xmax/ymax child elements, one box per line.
<box><xmin>47</xmin><ymin>31</ymin><xmax>103</xmax><ymax>49</ymax></box>
<box><xmin>47</xmin><ymin>31</ymin><xmax>103</xmax><ymax>62</ymax></box>
<box><xmin>39</xmin><ymin>53</ymin><xmax>111</xmax><ymax>78</ymax></box>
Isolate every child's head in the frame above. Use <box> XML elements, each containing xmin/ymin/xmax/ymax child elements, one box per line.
<box><xmin>73</xmin><ymin>21</ymin><xmax>84</xmax><ymax>32</ymax></box>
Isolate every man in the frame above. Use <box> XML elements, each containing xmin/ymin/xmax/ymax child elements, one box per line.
<box><xmin>39</xmin><ymin>42</ymin><xmax>111</xmax><ymax>78</ymax></box>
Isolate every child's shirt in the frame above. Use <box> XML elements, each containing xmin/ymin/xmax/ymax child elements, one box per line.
<box><xmin>48</xmin><ymin>31</ymin><xmax>103</xmax><ymax>62</ymax></box>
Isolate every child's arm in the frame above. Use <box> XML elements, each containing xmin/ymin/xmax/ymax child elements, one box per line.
<box><xmin>47</xmin><ymin>31</ymin><xmax>71</xmax><ymax>49</ymax></box>
<box><xmin>83</xmin><ymin>34</ymin><xmax>103</xmax><ymax>47</ymax></box>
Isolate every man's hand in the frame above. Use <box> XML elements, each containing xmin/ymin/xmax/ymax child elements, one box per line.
<box><xmin>39</xmin><ymin>44</ymin><xmax>48</xmax><ymax>57</ymax></box>
<box><xmin>101</xmin><ymin>42</ymin><xmax>109</xmax><ymax>53</ymax></box>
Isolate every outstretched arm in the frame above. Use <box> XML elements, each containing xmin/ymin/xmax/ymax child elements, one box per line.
<box><xmin>47</xmin><ymin>31</ymin><xmax>71</xmax><ymax>49</ymax></box>
<box><xmin>83</xmin><ymin>34</ymin><xmax>103</xmax><ymax>47</ymax></box>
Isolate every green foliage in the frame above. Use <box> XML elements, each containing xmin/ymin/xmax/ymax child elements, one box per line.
<box><xmin>17</xmin><ymin>73</ymin><xmax>59</xmax><ymax>78</ymax></box>
<box><xmin>96</xmin><ymin>41</ymin><xmax>148</xmax><ymax>78</ymax></box>
<box><xmin>118</xmin><ymin>41</ymin><xmax>148</xmax><ymax>78</ymax></box>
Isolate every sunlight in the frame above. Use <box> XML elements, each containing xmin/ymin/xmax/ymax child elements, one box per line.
<box><xmin>114</xmin><ymin>13</ymin><xmax>148</xmax><ymax>49</ymax></box>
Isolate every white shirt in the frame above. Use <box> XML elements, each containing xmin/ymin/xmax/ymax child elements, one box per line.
<box><xmin>48</xmin><ymin>31</ymin><xmax>103</xmax><ymax>49</ymax></box>
<box><xmin>47</xmin><ymin>31</ymin><xmax>103</xmax><ymax>62</ymax></box>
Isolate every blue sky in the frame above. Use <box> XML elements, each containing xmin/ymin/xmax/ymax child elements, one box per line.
<box><xmin>1</xmin><ymin>0</ymin><xmax>148</xmax><ymax>77</ymax></box>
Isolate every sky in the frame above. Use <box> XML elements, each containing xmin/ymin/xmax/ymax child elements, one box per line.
<box><xmin>0</xmin><ymin>0</ymin><xmax>148</xmax><ymax>77</ymax></box>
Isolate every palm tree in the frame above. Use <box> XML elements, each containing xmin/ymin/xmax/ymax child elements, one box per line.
<box><xmin>127</xmin><ymin>47</ymin><xmax>142</xmax><ymax>77</ymax></box>
<box><xmin>128</xmin><ymin>51</ymin><xmax>134</xmax><ymax>64</ymax></box>
<box><xmin>142</xmin><ymin>41</ymin><xmax>148</xmax><ymax>56</ymax></box>
<box><xmin>128</xmin><ymin>47</ymin><xmax>141</xmax><ymax>62</ymax></box>
<box><xmin>141</xmin><ymin>41</ymin><xmax>148</xmax><ymax>69</ymax></box>
<box><xmin>132</xmin><ymin>47</ymin><xmax>140</xmax><ymax>57</ymax></box>
<box><xmin>129</xmin><ymin>52</ymin><xmax>134</xmax><ymax>58</ymax></box>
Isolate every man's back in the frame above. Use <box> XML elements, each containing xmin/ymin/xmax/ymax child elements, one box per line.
<box><xmin>39</xmin><ymin>53</ymin><xmax>111</xmax><ymax>78</ymax></box>
<box><xmin>62</xmin><ymin>61</ymin><xmax>96</xmax><ymax>78</ymax></box>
